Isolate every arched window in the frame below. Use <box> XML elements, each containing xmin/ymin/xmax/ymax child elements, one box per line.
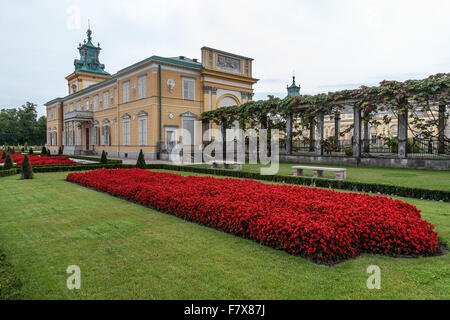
<box><xmin>102</xmin><ymin>119</ymin><xmax>110</xmax><ymax>146</ymax></box>
<box><xmin>137</xmin><ymin>111</ymin><xmax>148</xmax><ymax>146</ymax></box>
<box><xmin>122</xmin><ymin>113</ymin><xmax>131</xmax><ymax>146</ymax></box>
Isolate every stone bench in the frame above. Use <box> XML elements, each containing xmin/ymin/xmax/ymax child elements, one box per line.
<box><xmin>292</xmin><ymin>166</ymin><xmax>347</xmax><ymax>180</ymax></box>
<box><xmin>210</xmin><ymin>160</ymin><xmax>243</xmax><ymax>170</ymax></box>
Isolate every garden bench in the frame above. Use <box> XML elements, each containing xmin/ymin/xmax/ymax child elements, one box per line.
<box><xmin>209</xmin><ymin>160</ymin><xmax>243</xmax><ymax>170</ymax></box>
<box><xmin>292</xmin><ymin>166</ymin><xmax>346</xmax><ymax>180</ymax></box>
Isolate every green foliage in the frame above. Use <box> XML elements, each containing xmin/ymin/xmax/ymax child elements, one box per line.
<box><xmin>1</xmin><ymin>151</ymin><xmax>6</xmax><ymax>159</ymax></box>
<box><xmin>28</xmin><ymin>147</ymin><xmax>33</xmax><ymax>155</ymax></box>
<box><xmin>3</xmin><ymin>154</ymin><xmax>13</xmax><ymax>170</ymax></box>
<box><xmin>0</xmin><ymin>102</ymin><xmax>46</xmax><ymax>145</ymax></box>
<box><xmin>100</xmin><ymin>150</ymin><xmax>108</xmax><ymax>164</ymax></box>
<box><xmin>20</xmin><ymin>155</ymin><xmax>34</xmax><ymax>179</ymax></box>
<box><xmin>136</xmin><ymin>149</ymin><xmax>146</xmax><ymax>169</ymax></box>
<box><xmin>58</xmin><ymin>146</ymin><xmax>63</xmax><ymax>156</ymax></box>
<box><xmin>41</xmin><ymin>146</ymin><xmax>47</xmax><ymax>156</ymax></box>
<box><xmin>24</xmin><ymin>142</ymin><xmax>28</xmax><ymax>151</ymax></box>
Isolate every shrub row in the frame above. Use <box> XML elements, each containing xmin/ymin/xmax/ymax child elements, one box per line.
<box><xmin>0</xmin><ymin>161</ymin><xmax>447</xmax><ymax>202</ymax></box>
<box><xmin>143</xmin><ymin>164</ymin><xmax>450</xmax><ymax>202</ymax></box>
<box><xmin>66</xmin><ymin>169</ymin><xmax>439</xmax><ymax>264</ymax></box>
<box><xmin>0</xmin><ymin>168</ymin><xmax>19</xmax><ymax>177</ymax></box>
<box><xmin>63</xmin><ymin>155</ymin><xmax>123</xmax><ymax>164</ymax></box>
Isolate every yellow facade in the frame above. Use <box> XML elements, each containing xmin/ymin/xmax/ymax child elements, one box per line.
<box><xmin>45</xmin><ymin>30</ymin><xmax>258</xmax><ymax>159</ymax></box>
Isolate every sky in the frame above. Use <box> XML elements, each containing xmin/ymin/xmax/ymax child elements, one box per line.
<box><xmin>0</xmin><ymin>0</ymin><xmax>449</xmax><ymax>117</ymax></box>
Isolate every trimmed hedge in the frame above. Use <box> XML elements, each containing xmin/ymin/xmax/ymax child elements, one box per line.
<box><xmin>0</xmin><ymin>162</ymin><xmax>448</xmax><ymax>202</ymax></box>
<box><xmin>63</xmin><ymin>155</ymin><xmax>123</xmax><ymax>164</ymax></box>
<box><xmin>144</xmin><ymin>164</ymin><xmax>450</xmax><ymax>202</ymax></box>
<box><xmin>0</xmin><ymin>168</ymin><xmax>19</xmax><ymax>177</ymax></box>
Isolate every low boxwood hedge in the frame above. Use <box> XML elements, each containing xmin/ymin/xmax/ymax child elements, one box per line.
<box><xmin>63</xmin><ymin>155</ymin><xmax>123</xmax><ymax>164</ymax></box>
<box><xmin>0</xmin><ymin>162</ymin><xmax>448</xmax><ymax>202</ymax></box>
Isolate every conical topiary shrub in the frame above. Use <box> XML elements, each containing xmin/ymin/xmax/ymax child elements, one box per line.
<box><xmin>100</xmin><ymin>150</ymin><xmax>108</xmax><ymax>164</ymax></box>
<box><xmin>58</xmin><ymin>146</ymin><xmax>63</xmax><ymax>155</ymax></box>
<box><xmin>24</xmin><ymin>142</ymin><xmax>28</xmax><ymax>151</ymax></box>
<box><xmin>29</xmin><ymin>147</ymin><xmax>33</xmax><ymax>155</ymax></box>
<box><xmin>136</xmin><ymin>149</ymin><xmax>146</xmax><ymax>169</ymax></box>
<box><xmin>4</xmin><ymin>154</ymin><xmax>13</xmax><ymax>170</ymax></box>
<box><xmin>21</xmin><ymin>155</ymin><xmax>34</xmax><ymax>179</ymax></box>
<box><xmin>41</xmin><ymin>146</ymin><xmax>47</xmax><ymax>156</ymax></box>
<box><xmin>1</xmin><ymin>151</ymin><xmax>6</xmax><ymax>159</ymax></box>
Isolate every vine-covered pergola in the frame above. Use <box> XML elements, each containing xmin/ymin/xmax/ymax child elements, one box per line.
<box><xmin>202</xmin><ymin>73</ymin><xmax>449</xmax><ymax>159</ymax></box>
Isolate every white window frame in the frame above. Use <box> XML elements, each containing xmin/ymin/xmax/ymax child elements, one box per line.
<box><xmin>122</xmin><ymin>116</ymin><xmax>131</xmax><ymax>146</ymax></box>
<box><xmin>85</xmin><ymin>98</ymin><xmax>89</xmax><ymax>111</ymax></box>
<box><xmin>138</xmin><ymin>75</ymin><xmax>147</xmax><ymax>99</ymax></box>
<box><xmin>93</xmin><ymin>95</ymin><xmax>98</xmax><ymax>112</ymax></box>
<box><xmin>123</xmin><ymin>81</ymin><xmax>130</xmax><ymax>103</ymax></box>
<box><xmin>182</xmin><ymin>77</ymin><xmax>195</xmax><ymax>101</ymax></box>
<box><xmin>165</xmin><ymin>127</ymin><xmax>177</xmax><ymax>150</ymax></box>
<box><xmin>138</xmin><ymin>112</ymin><xmax>147</xmax><ymax>146</ymax></box>
<box><xmin>181</xmin><ymin>117</ymin><xmax>196</xmax><ymax>146</ymax></box>
<box><xmin>103</xmin><ymin>91</ymin><xmax>109</xmax><ymax>109</ymax></box>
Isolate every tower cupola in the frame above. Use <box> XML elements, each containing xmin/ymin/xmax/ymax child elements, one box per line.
<box><xmin>287</xmin><ymin>76</ymin><xmax>301</xmax><ymax>97</ymax></box>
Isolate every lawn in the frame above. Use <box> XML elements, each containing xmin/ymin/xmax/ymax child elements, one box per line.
<box><xmin>192</xmin><ymin>162</ymin><xmax>450</xmax><ymax>191</ymax></box>
<box><xmin>0</xmin><ymin>171</ymin><xmax>449</xmax><ymax>299</ymax></box>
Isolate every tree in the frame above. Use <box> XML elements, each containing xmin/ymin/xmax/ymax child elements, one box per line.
<box><xmin>136</xmin><ymin>149</ymin><xmax>146</xmax><ymax>169</ymax></box>
<box><xmin>58</xmin><ymin>146</ymin><xmax>63</xmax><ymax>155</ymax></box>
<box><xmin>24</xmin><ymin>142</ymin><xmax>28</xmax><ymax>151</ymax></box>
<box><xmin>21</xmin><ymin>155</ymin><xmax>33</xmax><ymax>179</ymax></box>
<box><xmin>29</xmin><ymin>147</ymin><xmax>33</xmax><ymax>155</ymax></box>
<box><xmin>0</xmin><ymin>102</ymin><xmax>47</xmax><ymax>145</ymax></box>
<box><xmin>41</xmin><ymin>146</ymin><xmax>47</xmax><ymax>156</ymax></box>
<box><xmin>1</xmin><ymin>151</ymin><xmax>6</xmax><ymax>159</ymax></box>
<box><xmin>100</xmin><ymin>150</ymin><xmax>107</xmax><ymax>164</ymax></box>
<box><xmin>4</xmin><ymin>154</ymin><xmax>13</xmax><ymax>170</ymax></box>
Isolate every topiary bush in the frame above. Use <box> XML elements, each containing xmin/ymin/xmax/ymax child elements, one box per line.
<box><xmin>20</xmin><ymin>155</ymin><xmax>34</xmax><ymax>179</ymax></box>
<box><xmin>41</xmin><ymin>146</ymin><xmax>47</xmax><ymax>156</ymax></box>
<box><xmin>136</xmin><ymin>149</ymin><xmax>146</xmax><ymax>169</ymax></box>
<box><xmin>100</xmin><ymin>150</ymin><xmax>108</xmax><ymax>164</ymax></box>
<box><xmin>28</xmin><ymin>148</ymin><xmax>33</xmax><ymax>155</ymax></box>
<box><xmin>58</xmin><ymin>146</ymin><xmax>63</xmax><ymax>156</ymax></box>
<box><xmin>1</xmin><ymin>151</ymin><xmax>6</xmax><ymax>160</ymax></box>
<box><xmin>3</xmin><ymin>154</ymin><xmax>13</xmax><ymax>170</ymax></box>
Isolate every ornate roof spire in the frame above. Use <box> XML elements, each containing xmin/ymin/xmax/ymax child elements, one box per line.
<box><xmin>287</xmin><ymin>73</ymin><xmax>301</xmax><ymax>97</ymax></box>
<box><xmin>87</xmin><ymin>19</ymin><xmax>92</xmax><ymax>41</ymax></box>
<box><xmin>73</xmin><ymin>26</ymin><xmax>110</xmax><ymax>76</ymax></box>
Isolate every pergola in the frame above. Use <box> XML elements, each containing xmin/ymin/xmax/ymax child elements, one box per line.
<box><xmin>202</xmin><ymin>73</ymin><xmax>449</xmax><ymax>159</ymax></box>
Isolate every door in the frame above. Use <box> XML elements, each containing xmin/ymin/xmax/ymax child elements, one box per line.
<box><xmin>85</xmin><ymin>127</ymin><xmax>90</xmax><ymax>150</ymax></box>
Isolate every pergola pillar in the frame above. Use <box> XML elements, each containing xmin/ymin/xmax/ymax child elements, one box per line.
<box><xmin>352</xmin><ymin>106</ymin><xmax>361</xmax><ymax>158</ymax></box>
<box><xmin>398</xmin><ymin>108</ymin><xmax>408</xmax><ymax>158</ymax></box>
<box><xmin>438</xmin><ymin>104</ymin><xmax>446</xmax><ymax>154</ymax></box>
<box><xmin>315</xmin><ymin>112</ymin><xmax>324</xmax><ymax>156</ymax></box>
<box><xmin>309</xmin><ymin>122</ymin><xmax>315</xmax><ymax>152</ymax></box>
<box><xmin>334</xmin><ymin>112</ymin><xmax>340</xmax><ymax>141</ymax></box>
<box><xmin>220</xmin><ymin>117</ymin><xmax>227</xmax><ymax>158</ymax></box>
<box><xmin>363</xmin><ymin>119</ymin><xmax>370</xmax><ymax>153</ymax></box>
<box><xmin>286</xmin><ymin>113</ymin><xmax>293</xmax><ymax>155</ymax></box>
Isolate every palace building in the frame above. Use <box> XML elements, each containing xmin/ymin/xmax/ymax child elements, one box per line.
<box><xmin>45</xmin><ymin>28</ymin><xmax>258</xmax><ymax>159</ymax></box>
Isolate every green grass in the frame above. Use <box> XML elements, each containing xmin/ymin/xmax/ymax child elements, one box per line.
<box><xmin>0</xmin><ymin>171</ymin><xmax>449</xmax><ymax>299</ymax></box>
<box><xmin>192</xmin><ymin>162</ymin><xmax>450</xmax><ymax>191</ymax></box>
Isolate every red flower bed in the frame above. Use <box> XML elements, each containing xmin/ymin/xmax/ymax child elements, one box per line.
<box><xmin>0</xmin><ymin>153</ymin><xmax>76</xmax><ymax>166</ymax></box>
<box><xmin>66</xmin><ymin>169</ymin><xmax>439</xmax><ymax>264</ymax></box>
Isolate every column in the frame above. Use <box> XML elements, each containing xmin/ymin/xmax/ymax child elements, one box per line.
<box><xmin>309</xmin><ymin>122</ymin><xmax>315</xmax><ymax>152</ymax></box>
<box><xmin>352</xmin><ymin>106</ymin><xmax>361</xmax><ymax>158</ymax></box>
<box><xmin>363</xmin><ymin>119</ymin><xmax>370</xmax><ymax>153</ymax></box>
<box><xmin>315</xmin><ymin>112</ymin><xmax>324</xmax><ymax>156</ymax></box>
<box><xmin>398</xmin><ymin>108</ymin><xmax>408</xmax><ymax>158</ymax></box>
<box><xmin>286</xmin><ymin>113</ymin><xmax>293</xmax><ymax>155</ymax></box>
<box><xmin>334</xmin><ymin>112</ymin><xmax>340</xmax><ymax>150</ymax></box>
<box><xmin>438</xmin><ymin>104</ymin><xmax>446</xmax><ymax>154</ymax></box>
<box><xmin>221</xmin><ymin>117</ymin><xmax>227</xmax><ymax>158</ymax></box>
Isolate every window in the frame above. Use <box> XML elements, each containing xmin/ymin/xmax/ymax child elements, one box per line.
<box><xmin>85</xmin><ymin>98</ymin><xmax>89</xmax><ymax>111</ymax></box>
<box><xmin>93</xmin><ymin>123</ymin><xmax>99</xmax><ymax>145</ymax></box>
<box><xmin>182</xmin><ymin>78</ymin><xmax>195</xmax><ymax>100</ymax></box>
<box><xmin>93</xmin><ymin>95</ymin><xmax>98</xmax><ymax>112</ymax></box>
<box><xmin>123</xmin><ymin>81</ymin><xmax>130</xmax><ymax>103</ymax></box>
<box><xmin>64</xmin><ymin>106</ymin><xmax>67</xmax><ymax>115</ymax></box>
<box><xmin>138</xmin><ymin>75</ymin><xmax>147</xmax><ymax>99</ymax></box>
<box><xmin>138</xmin><ymin>112</ymin><xmax>147</xmax><ymax>146</ymax></box>
<box><xmin>104</xmin><ymin>91</ymin><xmax>109</xmax><ymax>109</ymax></box>
<box><xmin>122</xmin><ymin>115</ymin><xmax>131</xmax><ymax>145</ymax></box>
<box><xmin>102</xmin><ymin>123</ymin><xmax>110</xmax><ymax>146</ymax></box>
<box><xmin>70</xmin><ymin>104</ymin><xmax>74</xmax><ymax>112</ymax></box>
<box><xmin>182</xmin><ymin>118</ymin><xmax>195</xmax><ymax>146</ymax></box>
<box><xmin>165</xmin><ymin>127</ymin><xmax>177</xmax><ymax>151</ymax></box>
<box><xmin>77</xmin><ymin>101</ymin><xmax>81</xmax><ymax>111</ymax></box>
